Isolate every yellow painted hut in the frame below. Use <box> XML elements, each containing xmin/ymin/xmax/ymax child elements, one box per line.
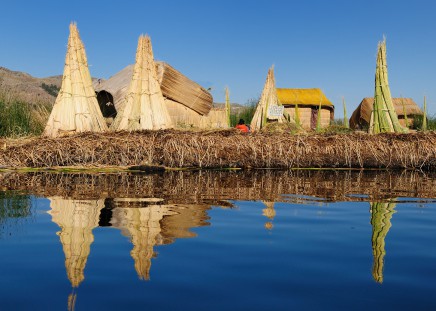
<box><xmin>276</xmin><ymin>88</ymin><xmax>334</xmax><ymax>130</ymax></box>
<box><xmin>350</xmin><ymin>97</ymin><xmax>423</xmax><ymax>130</ymax></box>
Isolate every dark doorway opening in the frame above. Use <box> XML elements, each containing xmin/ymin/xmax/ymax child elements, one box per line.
<box><xmin>96</xmin><ymin>90</ymin><xmax>117</xmax><ymax>118</ymax></box>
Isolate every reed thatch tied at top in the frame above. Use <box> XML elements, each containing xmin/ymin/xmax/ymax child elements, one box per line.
<box><xmin>111</xmin><ymin>35</ymin><xmax>173</xmax><ymax>131</ymax></box>
<box><xmin>369</xmin><ymin>39</ymin><xmax>408</xmax><ymax>134</ymax></box>
<box><xmin>251</xmin><ymin>66</ymin><xmax>291</xmax><ymax>131</ymax></box>
<box><xmin>44</xmin><ymin>22</ymin><xmax>108</xmax><ymax>138</ymax></box>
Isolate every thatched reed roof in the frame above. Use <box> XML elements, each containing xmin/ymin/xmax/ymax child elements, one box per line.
<box><xmin>350</xmin><ymin>97</ymin><xmax>422</xmax><ymax>129</ymax></box>
<box><xmin>44</xmin><ymin>23</ymin><xmax>107</xmax><ymax>138</ymax></box>
<box><xmin>95</xmin><ymin>63</ymin><xmax>213</xmax><ymax>116</ymax></box>
<box><xmin>276</xmin><ymin>88</ymin><xmax>333</xmax><ymax>108</ymax></box>
<box><xmin>111</xmin><ymin>35</ymin><xmax>173</xmax><ymax>131</ymax></box>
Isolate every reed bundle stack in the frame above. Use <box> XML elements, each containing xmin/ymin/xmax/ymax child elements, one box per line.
<box><xmin>251</xmin><ymin>66</ymin><xmax>290</xmax><ymax>131</ymax></box>
<box><xmin>44</xmin><ymin>23</ymin><xmax>107</xmax><ymax>138</ymax></box>
<box><xmin>48</xmin><ymin>197</ymin><xmax>104</xmax><ymax>288</ymax></box>
<box><xmin>350</xmin><ymin>97</ymin><xmax>422</xmax><ymax>130</ymax></box>
<box><xmin>370</xmin><ymin>201</ymin><xmax>396</xmax><ymax>283</ymax></box>
<box><xmin>369</xmin><ymin>39</ymin><xmax>408</xmax><ymax>134</ymax></box>
<box><xmin>111</xmin><ymin>35</ymin><xmax>173</xmax><ymax>131</ymax></box>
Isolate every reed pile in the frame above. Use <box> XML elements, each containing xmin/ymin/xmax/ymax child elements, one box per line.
<box><xmin>1</xmin><ymin>131</ymin><xmax>436</xmax><ymax>170</ymax></box>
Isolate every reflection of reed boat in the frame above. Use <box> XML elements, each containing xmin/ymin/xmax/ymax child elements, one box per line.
<box><xmin>370</xmin><ymin>201</ymin><xmax>396</xmax><ymax>283</ymax></box>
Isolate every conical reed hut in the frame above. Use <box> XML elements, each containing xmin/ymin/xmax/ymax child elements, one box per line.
<box><xmin>369</xmin><ymin>39</ymin><xmax>408</xmax><ymax>134</ymax></box>
<box><xmin>44</xmin><ymin>23</ymin><xmax>108</xmax><ymax>137</ymax></box>
<box><xmin>111</xmin><ymin>35</ymin><xmax>173</xmax><ymax>131</ymax></box>
<box><xmin>48</xmin><ymin>197</ymin><xmax>104</xmax><ymax>288</ymax></box>
<box><xmin>251</xmin><ymin>66</ymin><xmax>292</xmax><ymax>131</ymax></box>
<box><xmin>370</xmin><ymin>200</ymin><xmax>396</xmax><ymax>283</ymax></box>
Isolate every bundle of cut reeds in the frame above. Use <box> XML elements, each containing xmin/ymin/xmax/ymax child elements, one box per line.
<box><xmin>156</xmin><ymin>62</ymin><xmax>213</xmax><ymax>115</ymax></box>
<box><xmin>251</xmin><ymin>66</ymin><xmax>291</xmax><ymax>131</ymax></box>
<box><xmin>44</xmin><ymin>23</ymin><xmax>108</xmax><ymax>138</ymax></box>
<box><xmin>369</xmin><ymin>39</ymin><xmax>407</xmax><ymax>134</ymax></box>
<box><xmin>112</xmin><ymin>35</ymin><xmax>173</xmax><ymax>131</ymax></box>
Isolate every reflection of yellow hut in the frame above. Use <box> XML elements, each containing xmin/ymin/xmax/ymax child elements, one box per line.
<box><xmin>262</xmin><ymin>201</ymin><xmax>276</xmax><ymax>230</ymax></box>
<box><xmin>48</xmin><ymin>197</ymin><xmax>105</xmax><ymax>288</ymax></box>
<box><xmin>110</xmin><ymin>203</ymin><xmax>177</xmax><ymax>280</ymax></box>
<box><xmin>370</xmin><ymin>201</ymin><xmax>396</xmax><ymax>283</ymax></box>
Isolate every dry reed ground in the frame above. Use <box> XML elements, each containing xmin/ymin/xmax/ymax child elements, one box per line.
<box><xmin>1</xmin><ymin>130</ymin><xmax>436</xmax><ymax>169</ymax></box>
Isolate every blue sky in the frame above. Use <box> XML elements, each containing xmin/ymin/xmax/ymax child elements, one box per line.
<box><xmin>1</xmin><ymin>0</ymin><xmax>436</xmax><ymax>116</ymax></box>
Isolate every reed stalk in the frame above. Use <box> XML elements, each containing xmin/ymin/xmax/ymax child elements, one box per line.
<box><xmin>343</xmin><ymin>97</ymin><xmax>349</xmax><ymax>128</ymax></box>
<box><xmin>422</xmin><ymin>96</ymin><xmax>428</xmax><ymax>131</ymax></box>
<box><xmin>225</xmin><ymin>87</ymin><xmax>231</xmax><ymax>127</ymax></box>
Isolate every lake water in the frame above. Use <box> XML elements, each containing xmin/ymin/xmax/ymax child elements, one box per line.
<box><xmin>1</xmin><ymin>170</ymin><xmax>436</xmax><ymax>311</ymax></box>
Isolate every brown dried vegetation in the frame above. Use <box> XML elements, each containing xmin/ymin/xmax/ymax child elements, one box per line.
<box><xmin>1</xmin><ymin>130</ymin><xmax>436</xmax><ymax>169</ymax></box>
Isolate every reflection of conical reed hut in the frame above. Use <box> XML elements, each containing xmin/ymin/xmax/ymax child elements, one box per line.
<box><xmin>369</xmin><ymin>39</ymin><xmax>408</xmax><ymax>134</ymax></box>
<box><xmin>262</xmin><ymin>201</ymin><xmax>276</xmax><ymax>230</ymax></box>
<box><xmin>110</xmin><ymin>203</ymin><xmax>177</xmax><ymax>280</ymax></box>
<box><xmin>44</xmin><ymin>23</ymin><xmax>107</xmax><ymax>137</ymax></box>
<box><xmin>111</xmin><ymin>35</ymin><xmax>173</xmax><ymax>131</ymax></box>
<box><xmin>251</xmin><ymin>66</ymin><xmax>292</xmax><ymax>131</ymax></box>
<box><xmin>47</xmin><ymin>197</ymin><xmax>105</xmax><ymax>288</ymax></box>
<box><xmin>370</xmin><ymin>201</ymin><xmax>396</xmax><ymax>283</ymax></box>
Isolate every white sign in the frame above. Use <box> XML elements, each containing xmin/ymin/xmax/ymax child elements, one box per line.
<box><xmin>267</xmin><ymin>105</ymin><xmax>284</xmax><ymax>119</ymax></box>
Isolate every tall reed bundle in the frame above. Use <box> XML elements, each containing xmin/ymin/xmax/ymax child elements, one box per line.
<box><xmin>369</xmin><ymin>39</ymin><xmax>407</xmax><ymax>134</ymax></box>
<box><xmin>422</xmin><ymin>96</ymin><xmax>428</xmax><ymax>131</ymax></box>
<box><xmin>343</xmin><ymin>97</ymin><xmax>349</xmax><ymax>128</ymax></box>
<box><xmin>225</xmin><ymin>87</ymin><xmax>231</xmax><ymax>127</ymax></box>
<box><xmin>370</xmin><ymin>201</ymin><xmax>396</xmax><ymax>283</ymax></box>
<box><xmin>44</xmin><ymin>23</ymin><xmax>108</xmax><ymax>138</ymax></box>
<box><xmin>111</xmin><ymin>35</ymin><xmax>173</xmax><ymax>131</ymax></box>
<box><xmin>251</xmin><ymin>66</ymin><xmax>291</xmax><ymax>131</ymax></box>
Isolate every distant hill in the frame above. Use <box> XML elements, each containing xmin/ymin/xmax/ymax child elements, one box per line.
<box><xmin>213</xmin><ymin>102</ymin><xmax>248</xmax><ymax>114</ymax></box>
<box><xmin>0</xmin><ymin>67</ymin><xmax>63</xmax><ymax>104</ymax></box>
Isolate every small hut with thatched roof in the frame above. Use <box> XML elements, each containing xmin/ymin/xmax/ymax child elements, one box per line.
<box><xmin>44</xmin><ymin>23</ymin><xmax>107</xmax><ymax>137</ymax></box>
<box><xmin>276</xmin><ymin>88</ymin><xmax>334</xmax><ymax>130</ymax></box>
<box><xmin>350</xmin><ymin>97</ymin><xmax>422</xmax><ymax>130</ymax></box>
<box><xmin>94</xmin><ymin>39</ymin><xmax>227</xmax><ymax>129</ymax></box>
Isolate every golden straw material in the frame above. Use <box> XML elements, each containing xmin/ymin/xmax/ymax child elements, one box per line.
<box><xmin>251</xmin><ymin>66</ymin><xmax>291</xmax><ymax>131</ymax></box>
<box><xmin>48</xmin><ymin>197</ymin><xmax>104</xmax><ymax>288</ymax></box>
<box><xmin>276</xmin><ymin>88</ymin><xmax>333</xmax><ymax>107</ymax></box>
<box><xmin>369</xmin><ymin>39</ymin><xmax>408</xmax><ymax>134</ymax></box>
<box><xmin>44</xmin><ymin>22</ymin><xmax>108</xmax><ymax>138</ymax></box>
<box><xmin>112</xmin><ymin>35</ymin><xmax>173</xmax><ymax>131</ymax></box>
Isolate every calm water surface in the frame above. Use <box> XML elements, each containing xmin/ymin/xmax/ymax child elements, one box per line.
<box><xmin>0</xmin><ymin>170</ymin><xmax>436</xmax><ymax>311</ymax></box>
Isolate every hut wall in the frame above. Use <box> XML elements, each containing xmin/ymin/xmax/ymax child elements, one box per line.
<box><xmin>284</xmin><ymin>106</ymin><xmax>331</xmax><ymax>129</ymax></box>
<box><xmin>199</xmin><ymin>108</ymin><xmax>228</xmax><ymax>129</ymax></box>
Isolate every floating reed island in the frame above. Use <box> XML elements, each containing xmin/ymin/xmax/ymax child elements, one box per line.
<box><xmin>1</xmin><ymin>130</ymin><xmax>436</xmax><ymax>170</ymax></box>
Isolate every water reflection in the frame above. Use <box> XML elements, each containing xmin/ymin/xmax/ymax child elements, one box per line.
<box><xmin>1</xmin><ymin>169</ymin><xmax>435</xmax><ymax>293</ymax></box>
<box><xmin>369</xmin><ymin>200</ymin><xmax>396</xmax><ymax>283</ymax></box>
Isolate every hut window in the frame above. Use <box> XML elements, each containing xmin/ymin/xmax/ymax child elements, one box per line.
<box><xmin>96</xmin><ymin>91</ymin><xmax>117</xmax><ymax>118</ymax></box>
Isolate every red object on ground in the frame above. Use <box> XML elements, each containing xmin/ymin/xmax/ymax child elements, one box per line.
<box><xmin>235</xmin><ymin>124</ymin><xmax>250</xmax><ymax>133</ymax></box>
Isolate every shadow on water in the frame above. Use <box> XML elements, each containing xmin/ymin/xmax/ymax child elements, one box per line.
<box><xmin>0</xmin><ymin>169</ymin><xmax>435</xmax><ymax>309</ymax></box>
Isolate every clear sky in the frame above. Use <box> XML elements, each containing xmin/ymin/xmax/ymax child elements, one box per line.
<box><xmin>1</xmin><ymin>0</ymin><xmax>436</xmax><ymax>116</ymax></box>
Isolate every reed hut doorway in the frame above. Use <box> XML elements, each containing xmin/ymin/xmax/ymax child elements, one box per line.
<box><xmin>96</xmin><ymin>91</ymin><xmax>117</xmax><ymax>118</ymax></box>
<box><xmin>310</xmin><ymin>107</ymin><xmax>318</xmax><ymax>129</ymax></box>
